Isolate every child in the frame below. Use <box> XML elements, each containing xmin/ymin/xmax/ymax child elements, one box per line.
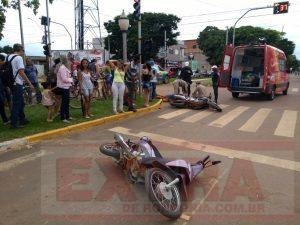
<box><xmin>41</xmin><ymin>82</ymin><xmax>59</xmax><ymax>122</ymax></box>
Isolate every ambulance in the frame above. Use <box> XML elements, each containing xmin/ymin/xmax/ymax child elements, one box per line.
<box><xmin>219</xmin><ymin>44</ymin><xmax>289</xmax><ymax>100</ymax></box>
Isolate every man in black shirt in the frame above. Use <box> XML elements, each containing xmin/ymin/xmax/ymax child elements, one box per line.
<box><xmin>211</xmin><ymin>65</ymin><xmax>219</xmax><ymax>103</ymax></box>
<box><xmin>180</xmin><ymin>62</ymin><xmax>193</xmax><ymax>96</ymax></box>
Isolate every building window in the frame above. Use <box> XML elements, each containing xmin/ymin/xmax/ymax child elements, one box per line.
<box><xmin>192</xmin><ymin>45</ymin><xmax>197</xmax><ymax>49</ymax></box>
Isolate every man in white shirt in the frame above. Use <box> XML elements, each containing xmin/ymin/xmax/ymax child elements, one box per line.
<box><xmin>9</xmin><ymin>44</ymin><xmax>34</xmax><ymax>128</ymax></box>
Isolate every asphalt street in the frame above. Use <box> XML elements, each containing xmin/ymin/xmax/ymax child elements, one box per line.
<box><xmin>0</xmin><ymin>75</ymin><xmax>299</xmax><ymax>225</ymax></box>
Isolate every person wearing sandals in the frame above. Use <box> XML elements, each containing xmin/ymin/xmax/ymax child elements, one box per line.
<box><xmin>56</xmin><ymin>55</ymin><xmax>73</xmax><ymax>123</ymax></box>
<box><xmin>78</xmin><ymin>59</ymin><xmax>94</xmax><ymax>119</ymax></box>
<box><xmin>110</xmin><ymin>60</ymin><xmax>126</xmax><ymax>114</ymax></box>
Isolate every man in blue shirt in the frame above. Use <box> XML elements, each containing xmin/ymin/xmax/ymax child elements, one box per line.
<box><xmin>25</xmin><ymin>58</ymin><xmax>42</xmax><ymax>104</ymax></box>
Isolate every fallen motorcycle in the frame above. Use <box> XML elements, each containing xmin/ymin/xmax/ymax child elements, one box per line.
<box><xmin>100</xmin><ymin>133</ymin><xmax>221</xmax><ymax>219</ymax></box>
<box><xmin>168</xmin><ymin>94</ymin><xmax>222</xmax><ymax>112</ymax></box>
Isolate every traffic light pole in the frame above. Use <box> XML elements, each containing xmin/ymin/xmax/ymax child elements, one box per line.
<box><xmin>138</xmin><ymin>15</ymin><xmax>142</xmax><ymax>94</ymax></box>
<box><xmin>232</xmin><ymin>5</ymin><xmax>272</xmax><ymax>47</ymax></box>
<box><xmin>45</xmin><ymin>0</ymin><xmax>51</xmax><ymax>79</ymax></box>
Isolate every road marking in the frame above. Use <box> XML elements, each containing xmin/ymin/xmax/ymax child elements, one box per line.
<box><xmin>219</xmin><ymin>104</ymin><xmax>230</xmax><ymax>109</ymax></box>
<box><xmin>238</xmin><ymin>108</ymin><xmax>272</xmax><ymax>132</ymax></box>
<box><xmin>158</xmin><ymin>109</ymin><xmax>190</xmax><ymax>119</ymax></box>
<box><xmin>182</xmin><ymin>111</ymin><xmax>213</xmax><ymax>123</ymax></box>
<box><xmin>181</xmin><ymin>105</ymin><xmax>229</xmax><ymax>123</ymax></box>
<box><xmin>292</xmin><ymin>88</ymin><xmax>299</xmax><ymax>92</ymax></box>
<box><xmin>0</xmin><ymin>150</ymin><xmax>47</xmax><ymax>172</ymax></box>
<box><xmin>209</xmin><ymin>106</ymin><xmax>249</xmax><ymax>128</ymax></box>
<box><xmin>181</xmin><ymin>169</ymin><xmax>228</xmax><ymax>224</ymax></box>
<box><xmin>109</xmin><ymin>127</ymin><xmax>300</xmax><ymax>172</ymax></box>
<box><xmin>274</xmin><ymin>110</ymin><xmax>298</xmax><ymax>138</ymax></box>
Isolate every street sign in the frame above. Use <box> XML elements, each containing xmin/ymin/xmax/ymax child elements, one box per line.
<box><xmin>273</xmin><ymin>1</ymin><xmax>289</xmax><ymax>14</ymax></box>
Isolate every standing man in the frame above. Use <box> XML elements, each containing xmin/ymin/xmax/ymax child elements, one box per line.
<box><xmin>9</xmin><ymin>44</ymin><xmax>35</xmax><ymax>129</ymax></box>
<box><xmin>25</xmin><ymin>58</ymin><xmax>42</xmax><ymax>104</ymax></box>
<box><xmin>180</xmin><ymin>62</ymin><xmax>193</xmax><ymax>96</ymax></box>
<box><xmin>211</xmin><ymin>65</ymin><xmax>219</xmax><ymax>103</ymax></box>
<box><xmin>0</xmin><ymin>54</ymin><xmax>9</xmax><ymax>125</ymax></box>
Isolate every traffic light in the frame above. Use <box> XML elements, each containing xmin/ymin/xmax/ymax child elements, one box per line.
<box><xmin>41</xmin><ymin>16</ymin><xmax>50</xmax><ymax>26</ymax></box>
<box><xmin>43</xmin><ymin>44</ymin><xmax>50</xmax><ymax>56</ymax></box>
<box><xmin>133</xmin><ymin>0</ymin><xmax>141</xmax><ymax>20</ymax></box>
<box><xmin>273</xmin><ymin>1</ymin><xmax>289</xmax><ymax>14</ymax></box>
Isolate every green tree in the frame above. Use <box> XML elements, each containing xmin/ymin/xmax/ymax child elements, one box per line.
<box><xmin>197</xmin><ymin>25</ymin><xmax>297</xmax><ymax>66</ymax></box>
<box><xmin>104</xmin><ymin>12</ymin><xmax>180</xmax><ymax>62</ymax></box>
<box><xmin>0</xmin><ymin>0</ymin><xmax>54</xmax><ymax>39</ymax></box>
<box><xmin>197</xmin><ymin>26</ymin><xmax>226</xmax><ymax>65</ymax></box>
<box><xmin>287</xmin><ymin>54</ymin><xmax>300</xmax><ymax>72</ymax></box>
<box><xmin>0</xmin><ymin>45</ymin><xmax>13</xmax><ymax>53</ymax></box>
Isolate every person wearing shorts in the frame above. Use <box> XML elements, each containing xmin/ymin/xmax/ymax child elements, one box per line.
<box><xmin>78</xmin><ymin>59</ymin><xmax>94</xmax><ymax>118</ymax></box>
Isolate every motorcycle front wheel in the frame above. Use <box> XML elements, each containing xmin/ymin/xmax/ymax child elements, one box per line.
<box><xmin>145</xmin><ymin>168</ymin><xmax>182</xmax><ymax>219</ymax></box>
<box><xmin>207</xmin><ymin>100</ymin><xmax>222</xmax><ymax>112</ymax></box>
<box><xmin>99</xmin><ymin>143</ymin><xmax>120</xmax><ymax>160</ymax></box>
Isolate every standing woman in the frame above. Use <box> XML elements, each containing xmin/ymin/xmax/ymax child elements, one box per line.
<box><xmin>110</xmin><ymin>60</ymin><xmax>125</xmax><ymax>114</ymax></box>
<box><xmin>78</xmin><ymin>59</ymin><xmax>94</xmax><ymax>118</ymax></box>
<box><xmin>142</xmin><ymin>63</ymin><xmax>152</xmax><ymax>107</ymax></box>
<box><xmin>56</xmin><ymin>56</ymin><xmax>73</xmax><ymax>123</ymax></box>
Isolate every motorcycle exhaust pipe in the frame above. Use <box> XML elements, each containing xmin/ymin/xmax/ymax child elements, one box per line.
<box><xmin>165</xmin><ymin>178</ymin><xmax>180</xmax><ymax>188</ymax></box>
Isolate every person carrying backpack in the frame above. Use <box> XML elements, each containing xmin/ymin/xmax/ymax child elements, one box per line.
<box><xmin>5</xmin><ymin>44</ymin><xmax>35</xmax><ymax>129</ymax></box>
<box><xmin>0</xmin><ymin>54</ymin><xmax>9</xmax><ymax>125</ymax></box>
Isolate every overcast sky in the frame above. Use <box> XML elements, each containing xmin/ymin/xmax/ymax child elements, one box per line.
<box><xmin>0</xmin><ymin>0</ymin><xmax>299</xmax><ymax>58</ymax></box>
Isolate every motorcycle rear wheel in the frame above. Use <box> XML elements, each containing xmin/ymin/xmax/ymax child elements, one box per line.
<box><xmin>145</xmin><ymin>168</ymin><xmax>182</xmax><ymax>219</ymax></box>
<box><xmin>99</xmin><ymin>143</ymin><xmax>120</xmax><ymax>160</ymax></box>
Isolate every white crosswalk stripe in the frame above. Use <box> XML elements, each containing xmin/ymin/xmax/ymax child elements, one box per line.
<box><xmin>158</xmin><ymin>109</ymin><xmax>190</xmax><ymax>119</ymax></box>
<box><xmin>238</xmin><ymin>108</ymin><xmax>272</xmax><ymax>133</ymax></box>
<box><xmin>274</xmin><ymin>110</ymin><xmax>298</xmax><ymax>138</ymax></box>
<box><xmin>181</xmin><ymin>104</ymin><xmax>229</xmax><ymax>123</ymax></box>
<box><xmin>209</xmin><ymin>106</ymin><xmax>249</xmax><ymax>128</ymax></box>
<box><xmin>159</xmin><ymin>105</ymin><xmax>298</xmax><ymax>138</ymax></box>
<box><xmin>292</xmin><ymin>88</ymin><xmax>299</xmax><ymax>92</ymax></box>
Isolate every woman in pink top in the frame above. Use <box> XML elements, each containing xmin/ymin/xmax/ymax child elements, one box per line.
<box><xmin>56</xmin><ymin>56</ymin><xmax>73</xmax><ymax>123</ymax></box>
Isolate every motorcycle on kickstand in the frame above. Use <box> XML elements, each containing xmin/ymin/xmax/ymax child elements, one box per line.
<box><xmin>100</xmin><ymin>133</ymin><xmax>221</xmax><ymax>219</ymax></box>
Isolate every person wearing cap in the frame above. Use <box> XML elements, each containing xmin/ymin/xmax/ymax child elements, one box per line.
<box><xmin>8</xmin><ymin>44</ymin><xmax>35</xmax><ymax>128</ymax></box>
<box><xmin>211</xmin><ymin>65</ymin><xmax>219</xmax><ymax>103</ymax></box>
<box><xmin>179</xmin><ymin>61</ymin><xmax>193</xmax><ymax>96</ymax></box>
<box><xmin>192</xmin><ymin>81</ymin><xmax>207</xmax><ymax>99</ymax></box>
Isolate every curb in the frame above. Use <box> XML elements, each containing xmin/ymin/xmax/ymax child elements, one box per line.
<box><xmin>0</xmin><ymin>99</ymin><xmax>162</xmax><ymax>153</ymax></box>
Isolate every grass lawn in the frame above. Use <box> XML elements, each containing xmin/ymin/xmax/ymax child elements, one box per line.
<box><xmin>0</xmin><ymin>95</ymin><xmax>157</xmax><ymax>142</ymax></box>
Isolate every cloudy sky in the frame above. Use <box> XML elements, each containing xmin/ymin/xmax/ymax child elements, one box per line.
<box><xmin>0</xmin><ymin>0</ymin><xmax>299</xmax><ymax>58</ymax></box>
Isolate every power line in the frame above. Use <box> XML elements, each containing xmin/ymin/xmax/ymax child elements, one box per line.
<box><xmin>179</xmin><ymin>12</ymin><xmax>299</xmax><ymax>26</ymax></box>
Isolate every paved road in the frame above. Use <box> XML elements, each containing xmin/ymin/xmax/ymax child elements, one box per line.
<box><xmin>0</xmin><ymin>76</ymin><xmax>299</xmax><ymax>225</ymax></box>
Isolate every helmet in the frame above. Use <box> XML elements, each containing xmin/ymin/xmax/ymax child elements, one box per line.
<box><xmin>211</xmin><ymin>65</ymin><xmax>218</xmax><ymax>69</ymax></box>
<box><xmin>184</xmin><ymin>61</ymin><xmax>189</xmax><ymax>67</ymax></box>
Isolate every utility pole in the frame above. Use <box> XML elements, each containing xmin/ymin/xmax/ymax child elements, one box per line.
<box><xmin>17</xmin><ymin>0</ymin><xmax>25</xmax><ymax>51</ymax></box>
<box><xmin>164</xmin><ymin>29</ymin><xmax>167</xmax><ymax>70</ymax></box>
<box><xmin>137</xmin><ymin>1</ymin><xmax>142</xmax><ymax>94</ymax></box>
<box><xmin>79</xmin><ymin>0</ymin><xmax>84</xmax><ymax>50</ymax></box>
<box><xmin>225</xmin><ymin>26</ymin><xmax>229</xmax><ymax>45</ymax></box>
<box><xmin>45</xmin><ymin>0</ymin><xmax>51</xmax><ymax>52</ymax></box>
